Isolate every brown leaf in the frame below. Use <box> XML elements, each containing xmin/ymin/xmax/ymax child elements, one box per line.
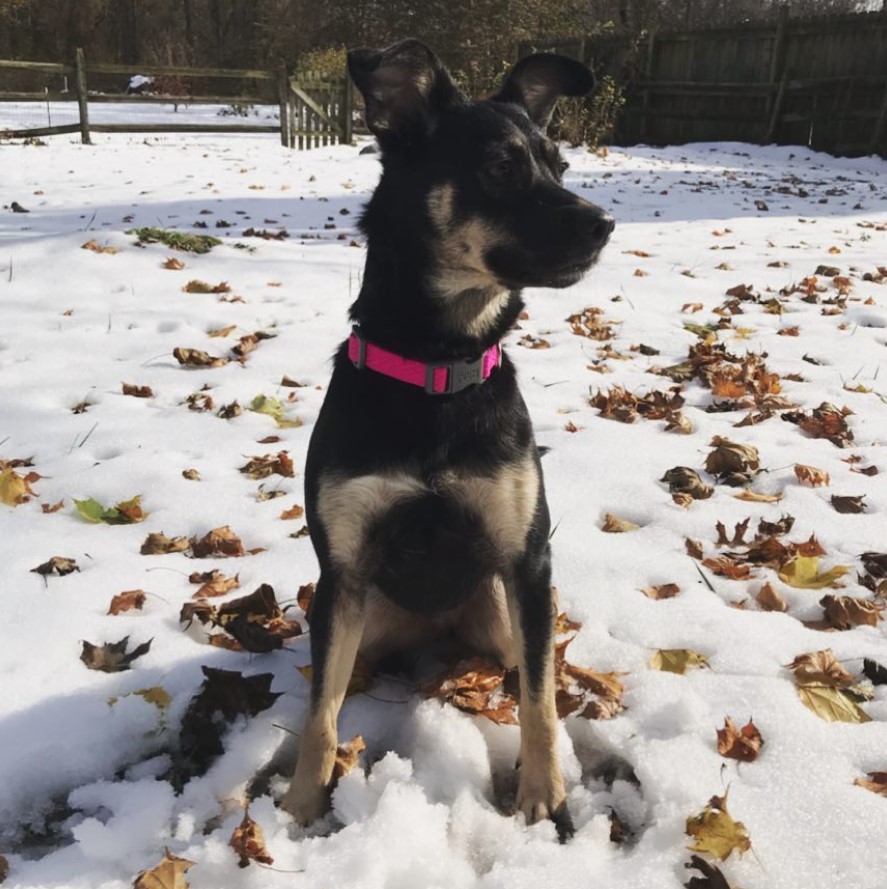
<box><xmin>755</xmin><ymin>582</ymin><xmax>787</xmax><ymax>612</ymax></box>
<box><xmin>705</xmin><ymin>437</ymin><xmax>760</xmax><ymax>478</ymax></box>
<box><xmin>601</xmin><ymin>512</ymin><xmax>640</xmax><ymax>533</ymax></box>
<box><xmin>162</xmin><ymin>257</ymin><xmax>185</xmax><ymax>270</ymax></box>
<box><xmin>190</xmin><ymin>526</ymin><xmax>245</xmax><ymax>559</ymax></box>
<box><xmin>82</xmin><ymin>239</ymin><xmax>119</xmax><ymax>254</ymax></box>
<box><xmin>641</xmin><ymin>583</ymin><xmax>680</xmax><ymax>600</ymax></box>
<box><xmin>682</xmin><ymin>303</ymin><xmax>704</xmax><ymax>313</ymax></box>
<box><xmin>794</xmin><ymin>464</ymin><xmax>830</xmax><ymax>487</ymax></box>
<box><xmin>280</xmin><ymin>503</ymin><xmax>305</xmax><ymax>521</ymax></box>
<box><xmin>190</xmin><ymin>570</ymin><xmax>240</xmax><ymax>599</ymax></box>
<box><xmin>0</xmin><ymin>467</ymin><xmax>38</xmax><ymax>506</ymax></box>
<box><xmin>331</xmin><ymin>735</ymin><xmax>367</xmax><ymax>785</ymax></box>
<box><xmin>183</xmin><ymin>279</ymin><xmax>231</xmax><ymax>294</ymax></box>
<box><xmin>297</xmin><ymin>582</ymin><xmax>316</xmax><ymax>614</ymax></box>
<box><xmin>280</xmin><ymin>375</ymin><xmax>306</xmax><ymax>388</ymax></box>
<box><xmin>182</xmin><ymin>469</ymin><xmax>200</xmax><ymax>480</ymax></box>
<box><xmin>854</xmin><ymin>772</ymin><xmax>887</xmax><ymax>798</ymax></box>
<box><xmin>173</xmin><ymin>347</ymin><xmax>228</xmax><ymax>368</ymax></box>
<box><xmin>239</xmin><ymin>451</ymin><xmax>294</xmax><ymax>480</ymax></box>
<box><xmin>686</xmin><ymin>538</ymin><xmax>704</xmax><ymax>559</ymax></box>
<box><xmin>787</xmin><ymin>649</ymin><xmax>853</xmax><ymax>687</ymax></box>
<box><xmin>422</xmin><ymin>658</ymin><xmax>517</xmax><ymax>724</ymax></box>
<box><xmin>229</xmin><ymin>808</ymin><xmax>273</xmax><ymax>868</ymax></box>
<box><xmin>831</xmin><ymin>495</ymin><xmax>866</xmax><ymax>514</ymax></box>
<box><xmin>180</xmin><ymin>599</ymin><xmax>216</xmax><ymax>628</ymax></box>
<box><xmin>733</xmin><ymin>488</ymin><xmax>783</xmax><ymax>504</ymax></box>
<box><xmin>568</xmin><ymin>306</ymin><xmax>616</xmax><ymax>340</ymax></box>
<box><xmin>701</xmin><ymin>557</ymin><xmax>752</xmax><ymax>580</ymax></box>
<box><xmin>81</xmin><ymin>636</ymin><xmax>152</xmax><ymax>673</ymax></box>
<box><xmin>108</xmin><ymin>590</ymin><xmax>147</xmax><ymax>615</ymax></box>
<box><xmin>820</xmin><ymin>595</ymin><xmax>884</xmax><ymax>630</ymax></box>
<box><xmin>717</xmin><ymin>716</ymin><xmax>763</xmax><ymax>762</ymax></box>
<box><xmin>684</xmin><ymin>854</ymin><xmax>737</xmax><ymax>889</ymax></box>
<box><xmin>140</xmin><ymin>532</ymin><xmax>189</xmax><ymax>555</ymax></box>
<box><xmin>661</xmin><ymin>467</ymin><xmax>713</xmax><ymax>500</ymax></box>
<box><xmin>41</xmin><ymin>499</ymin><xmax>65</xmax><ymax>514</ymax></box>
<box><xmin>133</xmin><ymin>848</ymin><xmax>195</xmax><ymax>889</ymax></box>
<box><xmin>31</xmin><ymin>556</ymin><xmax>79</xmax><ymax>576</ymax></box>
<box><xmin>122</xmin><ymin>383</ymin><xmax>154</xmax><ymax>398</ymax></box>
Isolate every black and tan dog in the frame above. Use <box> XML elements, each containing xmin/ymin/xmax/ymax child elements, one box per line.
<box><xmin>280</xmin><ymin>39</ymin><xmax>613</xmax><ymax>839</ymax></box>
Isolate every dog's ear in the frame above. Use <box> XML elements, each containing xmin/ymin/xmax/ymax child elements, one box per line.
<box><xmin>492</xmin><ymin>53</ymin><xmax>595</xmax><ymax>128</ymax></box>
<box><xmin>348</xmin><ymin>39</ymin><xmax>463</xmax><ymax>151</ymax></box>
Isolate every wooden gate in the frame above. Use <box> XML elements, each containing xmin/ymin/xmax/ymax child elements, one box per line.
<box><xmin>284</xmin><ymin>70</ymin><xmax>352</xmax><ymax>149</ymax></box>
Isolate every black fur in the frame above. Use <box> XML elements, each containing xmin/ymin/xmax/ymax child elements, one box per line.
<box><xmin>291</xmin><ymin>39</ymin><xmax>613</xmax><ymax>837</ymax></box>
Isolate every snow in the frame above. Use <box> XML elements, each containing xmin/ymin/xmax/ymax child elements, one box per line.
<box><xmin>1</xmin><ymin>121</ymin><xmax>887</xmax><ymax>889</ymax></box>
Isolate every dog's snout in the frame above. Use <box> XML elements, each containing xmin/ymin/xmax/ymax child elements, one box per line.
<box><xmin>590</xmin><ymin>214</ymin><xmax>615</xmax><ymax>248</ymax></box>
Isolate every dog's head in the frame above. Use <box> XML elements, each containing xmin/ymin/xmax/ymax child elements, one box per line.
<box><xmin>349</xmin><ymin>40</ymin><xmax>614</xmax><ymax>307</ymax></box>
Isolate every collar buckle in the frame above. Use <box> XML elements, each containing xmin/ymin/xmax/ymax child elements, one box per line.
<box><xmin>424</xmin><ymin>354</ymin><xmax>487</xmax><ymax>395</ymax></box>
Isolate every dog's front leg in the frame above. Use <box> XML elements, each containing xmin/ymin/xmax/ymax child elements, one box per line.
<box><xmin>505</xmin><ymin>552</ymin><xmax>573</xmax><ymax>841</ymax></box>
<box><xmin>280</xmin><ymin>571</ymin><xmax>365</xmax><ymax>825</ymax></box>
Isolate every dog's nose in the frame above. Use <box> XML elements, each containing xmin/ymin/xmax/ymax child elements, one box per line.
<box><xmin>590</xmin><ymin>214</ymin><xmax>615</xmax><ymax>248</ymax></box>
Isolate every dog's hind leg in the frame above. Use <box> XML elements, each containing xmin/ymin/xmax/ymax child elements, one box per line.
<box><xmin>280</xmin><ymin>571</ymin><xmax>365</xmax><ymax>825</ymax></box>
<box><xmin>505</xmin><ymin>551</ymin><xmax>574</xmax><ymax>841</ymax></box>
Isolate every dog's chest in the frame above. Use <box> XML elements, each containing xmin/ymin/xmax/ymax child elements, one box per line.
<box><xmin>317</xmin><ymin>457</ymin><xmax>540</xmax><ymax>569</ymax></box>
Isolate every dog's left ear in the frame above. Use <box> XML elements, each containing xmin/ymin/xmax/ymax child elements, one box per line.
<box><xmin>348</xmin><ymin>39</ymin><xmax>463</xmax><ymax>151</ymax></box>
<box><xmin>493</xmin><ymin>53</ymin><xmax>595</xmax><ymax>128</ymax></box>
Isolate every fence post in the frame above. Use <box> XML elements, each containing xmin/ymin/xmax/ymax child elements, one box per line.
<box><xmin>341</xmin><ymin>67</ymin><xmax>353</xmax><ymax>145</ymax></box>
<box><xmin>870</xmin><ymin>77</ymin><xmax>887</xmax><ymax>155</ymax></box>
<box><xmin>277</xmin><ymin>61</ymin><xmax>290</xmax><ymax>147</ymax></box>
<box><xmin>75</xmin><ymin>47</ymin><xmax>91</xmax><ymax>145</ymax></box>
<box><xmin>764</xmin><ymin>5</ymin><xmax>789</xmax><ymax>143</ymax></box>
<box><xmin>639</xmin><ymin>30</ymin><xmax>656</xmax><ymax>142</ymax></box>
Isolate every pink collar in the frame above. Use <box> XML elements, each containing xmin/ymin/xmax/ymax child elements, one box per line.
<box><xmin>347</xmin><ymin>327</ymin><xmax>501</xmax><ymax>395</ymax></box>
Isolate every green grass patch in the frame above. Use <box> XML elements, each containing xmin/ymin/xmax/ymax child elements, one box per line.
<box><xmin>126</xmin><ymin>227</ymin><xmax>222</xmax><ymax>254</ymax></box>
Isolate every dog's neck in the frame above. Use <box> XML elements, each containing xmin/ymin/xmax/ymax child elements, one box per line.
<box><xmin>349</xmin><ymin>238</ymin><xmax>523</xmax><ymax>361</ymax></box>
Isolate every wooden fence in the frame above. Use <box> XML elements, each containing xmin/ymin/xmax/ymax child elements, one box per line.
<box><xmin>521</xmin><ymin>9</ymin><xmax>887</xmax><ymax>158</ymax></box>
<box><xmin>0</xmin><ymin>51</ymin><xmax>352</xmax><ymax>149</ymax></box>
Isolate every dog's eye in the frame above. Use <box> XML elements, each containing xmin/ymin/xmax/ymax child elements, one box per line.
<box><xmin>558</xmin><ymin>159</ymin><xmax>570</xmax><ymax>175</ymax></box>
<box><xmin>488</xmin><ymin>159</ymin><xmax>513</xmax><ymax>179</ymax></box>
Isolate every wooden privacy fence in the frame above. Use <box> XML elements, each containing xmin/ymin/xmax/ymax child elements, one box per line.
<box><xmin>0</xmin><ymin>50</ymin><xmax>353</xmax><ymax>149</ymax></box>
<box><xmin>523</xmin><ymin>9</ymin><xmax>887</xmax><ymax>158</ymax></box>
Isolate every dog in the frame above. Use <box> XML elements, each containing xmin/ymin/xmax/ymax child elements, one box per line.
<box><xmin>279</xmin><ymin>39</ymin><xmax>614</xmax><ymax>840</ymax></box>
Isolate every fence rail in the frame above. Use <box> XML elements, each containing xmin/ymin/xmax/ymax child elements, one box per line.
<box><xmin>0</xmin><ymin>50</ymin><xmax>352</xmax><ymax>149</ymax></box>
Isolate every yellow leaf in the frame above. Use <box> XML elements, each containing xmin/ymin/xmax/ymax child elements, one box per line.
<box><xmin>207</xmin><ymin>324</ymin><xmax>237</xmax><ymax>338</ymax></box>
<box><xmin>733</xmin><ymin>489</ymin><xmax>783</xmax><ymax>503</ymax></box>
<box><xmin>133</xmin><ymin>848</ymin><xmax>195</xmax><ymax>889</ymax></box>
<box><xmin>650</xmin><ymin>649</ymin><xmax>709</xmax><ymax>674</ymax></box>
<box><xmin>796</xmin><ymin>685</ymin><xmax>871</xmax><ymax>724</ymax></box>
<box><xmin>685</xmin><ymin>792</ymin><xmax>751</xmax><ymax>861</ymax></box>
<box><xmin>0</xmin><ymin>467</ymin><xmax>37</xmax><ymax>506</ymax></box>
<box><xmin>778</xmin><ymin>556</ymin><xmax>849</xmax><ymax>589</ymax></box>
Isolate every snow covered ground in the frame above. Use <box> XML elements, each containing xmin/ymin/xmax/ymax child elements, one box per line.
<box><xmin>1</xmin><ymin>124</ymin><xmax>886</xmax><ymax>889</ymax></box>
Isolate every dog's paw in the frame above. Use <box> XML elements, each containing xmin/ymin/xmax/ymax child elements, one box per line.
<box><xmin>516</xmin><ymin>778</ymin><xmax>574</xmax><ymax>842</ymax></box>
<box><xmin>279</xmin><ymin>782</ymin><xmax>330</xmax><ymax>826</ymax></box>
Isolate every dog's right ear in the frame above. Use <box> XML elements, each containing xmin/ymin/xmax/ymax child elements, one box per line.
<box><xmin>348</xmin><ymin>39</ymin><xmax>463</xmax><ymax>152</ymax></box>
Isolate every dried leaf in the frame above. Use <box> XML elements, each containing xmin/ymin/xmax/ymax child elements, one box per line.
<box><xmin>297</xmin><ymin>582</ymin><xmax>315</xmax><ymax>614</ymax></box>
<box><xmin>140</xmin><ymin>532</ymin><xmax>189</xmax><ymax>555</ymax></box>
<box><xmin>229</xmin><ymin>808</ymin><xmax>273</xmax><ymax>868</ymax></box>
<box><xmin>80</xmin><ymin>636</ymin><xmax>152</xmax><ymax>673</ymax></box>
<box><xmin>733</xmin><ymin>488</ymin><xmax>783</xmax><ymax>504</ymax></box>
<box><xmin>854</xmin><ymin>772</ymin><xmax>887</xmax><ymax>798</ymax></box>
<box><xmin>190</xmin><ymin>526</ymin><xmax>245</xmax><ymax>558</ymax></box>
<box><xmin>601</xmin><ymin>512</ymin><xmax>640</xmax><ymax>533</ymax></box>
<box><xmin>787</xmin><ymin>650</ymin><xmax>854</xmax><ymax>687</ymax></box>
<box><xmin>661</xmin><ymin>467</ymin><xmax>713</xmax><ymax>500</ymax></box>
<box><xmin>651</xmin><ymin>649</ymin><xmax>709</xmax><ymax>674</ymax></box>
<box><xmin>831</xmin><ymin>495</ymin><xmax>866</xmax><ymax>514</ymax></box>
<box><xmin>685</xmin><ymin>791</ymin><xmax>751</xmax><ymax>861</ymax></box>
<box><xmin>796</xmin><ymin>685</ymin><xmax>871</xmax><ymax>724</ymax></box>
<box><xmin>41</xmin><ymin>499</ymin><xmax>65</xmax><ymax>514</ymax></box>
<box><xmin>133</xmin><ymin>848</ymin><xmax>195</xmax><ymax>889</ymax></box>
<box><xmin>122</xmin><ymin>383</ymin><xmax>154</xmax><ymax>398</ymax></box>
<box><xmin>82</xmin><ymin>239</ymin><xmax>119</xmax><ymax>254</ymax></box>
<box><xmin>820</xmin><ymin>595</ymin><xmax>884</xmax><ymax>630</ymax></box>
<box><xmin>162</xmin><ymin>257</ymin><xmax>185</xmax><ymax>270</ymax></box>
<box><xmin>239</xmin><ymin>451</ymin><xmax>294</xmax><ymax>480</ymax></box>
<box><xmin>280</xmin><ymin>503</ymin><xmax>305</xmax><ymax>521</ymax></box>
<box><xmin>173</xmin><ymin>347</ymin><xmax>228</xmax><ymax>368</ymax></box>
<box><xmin>863</xmin><ymin>658</ymin><xmax>887</xmax><ymax>686</ymax></box>
<box><xmin>684</xmin><ymin>854</ymin><xmax>736</xmax><ymax>889</ymax></box>
<box><xmin>31</xmin><ymin>556</ymin><xmax>79</xmax><ymax>577</ymax></box>
<box><xmin>249</xmin><ymin>394</ymin><xmax>302</xmax><ymax>428</ymax></box>
<box><xmin>755</xmin><ymin>582</ymin><xmax>787</xmax><ymax>612</ymax></box>
<box><xmin>705</xmin><ymin>437</ymin><xmax>759</xmax><ymax>478</ymax></box>
<box><xmin>331</xmin><ymin>735</ymin><xmax>367</xmax><ymax>785</ymax></box>
<box><xmin>108</xmin><ymin>590</ymin><xmax>147</xmax><ymax>615</ymax></box>
<box><xmin>717</xmin><ymin>716</ymin><xmax>763</xmax><ymax>762</ymax></box>
<box><xmin>641</xmin><ymin>583</ymin><xmax>681</xmax><ymax>600</ymax></box>
<box><xmin>0</xmin><ymin>467</ymin><xmax>37</xmax><ymax>506</ymax></box>
<box><xmin>794</xmin><ymin>464</ymin><xmax>830</xmax><ymax>487</ymax></box>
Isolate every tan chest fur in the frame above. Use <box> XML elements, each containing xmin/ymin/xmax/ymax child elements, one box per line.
<box><xmin>317</xmin><ymin>455</ymin><xmax>540</xmax><ymax>570</ymax></box>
